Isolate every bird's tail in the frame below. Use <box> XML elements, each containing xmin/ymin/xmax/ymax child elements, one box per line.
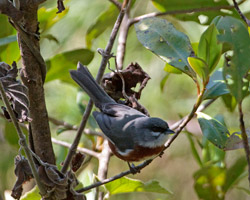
<box><xmin>70</xmin><ymin>62</ymin><xmax>115</xmax><ymax>106</ymax></box>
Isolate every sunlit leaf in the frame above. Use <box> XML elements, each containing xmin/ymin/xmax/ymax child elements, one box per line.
<box><xmin>20</xmin><ymin>186</ymin><xmax>40</xmax><ymax>200</ymax></box>
<box><xmin>135</xmin><ymin>17</ymin><xmax>195</xmax><ymax>77</ymax></box>
<box><xmin>45</xmin><ymin>49</ymin><xmax>94</xmax><ymax>83</ymax></box>
<box><xmin>38</xmin><ymin>7</ymin><xmax>69</xmax><ymax>33</ymax></box>
<box><xmin>164</xmin><ymin>63</ymin><xmax>182</xmax><ymax>74</ymax></box>
<box><xmin>188</xmin><ymin>57</ymin><xmax>208</xmax><ymax>82</ymax></box>
<box><xmin>105</xmin><ymin>176</ymin><xmax>172</xmax><ymax>195</ymax></box>
<box><xmin>213</xmin><ymin>16</ymin><xmax>250</xmax><ymax>102</ymax></box>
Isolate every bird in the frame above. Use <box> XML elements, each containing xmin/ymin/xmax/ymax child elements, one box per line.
<box><xmin>70</xmin><ymin>62</ymin><xmax>174</xmax><ymax>163</ymax></box>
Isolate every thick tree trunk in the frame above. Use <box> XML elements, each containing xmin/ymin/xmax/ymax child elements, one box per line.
<box><xmin>17</xmin><ymin>3</ymin><xmax>55</xmax><ymax>164</ymax></box>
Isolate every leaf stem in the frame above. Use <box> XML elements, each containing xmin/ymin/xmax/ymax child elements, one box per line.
<box><xmin>0</xmin><ymin>81</ymin><xmax>46</xmax><ymax>196</ymax></box>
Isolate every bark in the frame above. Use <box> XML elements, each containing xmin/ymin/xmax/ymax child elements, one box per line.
<box><xmin>17</xmin><ymin>3</ymin><xmax>55</xmax><ymax>164</ymax></box>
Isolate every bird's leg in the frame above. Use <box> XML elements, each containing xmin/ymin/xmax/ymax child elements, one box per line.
<box><xmin>127</xmin><ymin>162</ymin><xmax>140</xmax><ymax>174</ymax></box>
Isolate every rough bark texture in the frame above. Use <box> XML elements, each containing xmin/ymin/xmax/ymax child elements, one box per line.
<box><xmin>17</xmin><ymin>3</ymin><xmax>55</xmax><ymax>164</ymax></box>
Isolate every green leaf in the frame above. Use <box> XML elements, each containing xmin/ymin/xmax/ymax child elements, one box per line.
<box><xmin>164</xmin><ymin>63</ymin><xmax>182</xmax><ymax>74</ymax></box>
<box><xmin>0</xmin><ymin>35</ymin><xmax>17</xmax><ymax>46</ymax></box>
<box><xmin>198</xmin><ymin>24</ymin><xmax>222</xmax><ymax>73</ymax></box>
<box><xmin>4</xmin><ymin>122</ymin><xmax>19</xmax><ymax>148</ymax></box>
<box><xmin>86</xmin><ymin>4</ymin><xmax>119</xmax><ymax>48</ymax></box>
<box><xmin>186</xmin><ymin>132</ymin><xmax>203</xmax><ymax>167</ymax></box>
<box><xmin>151</xmin><ymin>0</ymin><xmax>238</xmax><ymax>25</ymax></box>
<box><xmin>194</xmin><ymin>166</ymin><xmax>226</xmax><ymax>200</ymax></box>
<box><xmin>221</xmin><ymin>93</ymin><xmax>237</xmax><ymax>112</ymax></box>
<box><xmin>203</xmin><ymin>69</ymin><xmax>229</xmax><ymax>100</ymax></box>
<box><xmin>160</xmin><ymin>73</ymin><xmax>170</xmax><ymax>92</ymax></box>
<box><xmin>21</xmin><ymin>186</ymin><xmax>40</xmax><ymax>200</ymax></box>
<box><xmin>105</xmin><ymin>177</ymin><xmax>172</xmax><ymax>195</ymax></box>
<box><xmin>0</xmin><ymin>41</ymin><xmax>20</xmax><ymax>63</ymax></box>
<box><xmin>223</xmin><ymin>157</ymin><xmax>247</xmax><ymax>192</ymax></box>
<box><xmin>197</xmin><ymin>112</ymin><xmax>229</xmax><ymax>149</ymax></box>
<box><xmin>188</xmin><ymin>57</ymin><xmax>208</xmax><ymax>82</ymax></box>
<box><xmin>45</xmin><ymin>49</ymin><xmax>94</xmax><ymax>83</ymax></box>
<box><xmin>38</xmin><ymin>7</ymin><xmax>69</xmax><ymax>33</ymax></box>
<box><xmin>135</xmin><ymin>17</ymin><xmax>195</xmax><ymax>77</ymax></box>
<box><xmin>214</xmin><ymin>16</ymin><xmax>250</xmax><ymax>102</ymax></box>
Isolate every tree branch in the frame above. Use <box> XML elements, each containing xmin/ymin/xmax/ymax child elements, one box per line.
<box><xmin>108</xmin><ymin>0</ymin><xmax>122</xmax><ymax>10</ymax></box>
<box><xmin>51</xmin><ymin>138</ymin><xmax>100</xmax><ymax>158</ymax></box>
<box><xmin>61</xmin><ymin>0</ymin><xmax>129</xmax><ymax>174</ymax></box>
<box><xmin>232</xmin><ymin>0</ymin><xmax>250</xmax><ymax>26</ymax></box>
<box><xmin>129</xmin><ymin>5</ymin><xmax>235</xmax><ymax>26</ymax></box>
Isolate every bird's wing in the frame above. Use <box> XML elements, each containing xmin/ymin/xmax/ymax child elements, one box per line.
<box><xmin>93</xmin><ymin>111</ymin><xmax>136</xmax><ymax>151</ymax></box>
<box><xmin>101</xmin><ymin>103</ymin><xmax>145</xmax><ymax>118</ymax></box>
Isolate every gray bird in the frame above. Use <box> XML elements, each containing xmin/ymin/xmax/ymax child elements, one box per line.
<box><xmin>70</xmin><ymin>63</ymin><xmax>174</xmax><ymax>162</ymax></box>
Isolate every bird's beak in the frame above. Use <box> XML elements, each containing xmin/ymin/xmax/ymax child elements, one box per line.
<box><xmin>167</xmin><ymin>129</ymin><xmax>175</xmax><ymax>134</ymax></box>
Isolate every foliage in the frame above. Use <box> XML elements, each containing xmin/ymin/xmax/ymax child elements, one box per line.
<box><xmin>0</xmin><ymin>0</ymin><xmax>250</xmax><ymax>200</ymax></box>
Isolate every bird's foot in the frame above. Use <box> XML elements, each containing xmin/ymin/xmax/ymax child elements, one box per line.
<box><xmin>128</xmin><ymin>162</ymin><xmax>140</xmax><ymax>174</ymax></box>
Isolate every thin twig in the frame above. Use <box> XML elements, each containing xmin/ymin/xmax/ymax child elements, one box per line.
<box><xmin>232</xmin><ymin>0</ymin><xmax>250</xmax><ymax>26</ymax></box>
<box><xmin>77</xmin><ymin>159</ymin><xmax>153</xmax><ymax>193</ymax></box>
<box><xmin>52</xmin><ymin>138</ymin><xmax>100</xmax><ymax>158</ymax></box>
<box><xmin>238</xmin><ymin>101</ymin><xmax>250</xmax><ymax>187</ymax></box>
<box><xmin>61</xmin><ymin>0</ymin><xmax>129</xmax><ymax>174</ymax></box>
<box><xmin>48</xmin><ymin>116</ymin><xmax>103</xmax><ymax>136</ymax></box>
<box><xmin>108</xmin><ymin>0</ymin><xmax>122</xmax><ymax>9</ymax></box>
<box><xmin>129</xmin><ymin>5</ymin><xmax>235</xmax><ymax>26</ymax></box>
<box><xmin>97</xmin><ymin>140</ymin><xmax>112</xmax><ymax>200</ymax></box>
<box><xmin>0</xmin><ymin>81</ymin><xmax>46</xmax><ymax>196</ymax></box>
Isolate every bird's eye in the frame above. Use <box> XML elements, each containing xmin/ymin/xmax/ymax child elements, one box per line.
<box><xmin>151</xmin><ymin>127</ymin><xmax>166</xmax><ymax>132</ymax></box>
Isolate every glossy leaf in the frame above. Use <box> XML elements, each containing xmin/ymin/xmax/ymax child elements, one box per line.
<box><xmin>197</xmin><ymin>112</ymin><xmax>229</xmax><ymax>149</ymax></box>
<box><xmin>151</xmin><ymin>0</ymin><xmax>238</xmax><ymax>25</ymax></box>
<box><xmin>105</xmin><ymin>176</ymin><xmax>172</xmax><ymax>195</ymax></box>
<box><xmin>86</xmin><ymin>4</ymin><xmax>119</xmax><ymax>48</ymax></box>
<box><xmin>188</xmin><ymin>57</ymin><xmax>208</xmax><ymax>82</ymax></box>
<box><xmin>135</xmin><ymin>17</ymin><xmax>195</xmax><ymax>77</ymax></box>
<box><xmin>198</xmin><ymin>24</ymin><xmax>222</xmax><ymax>73</ymax></box>
<box><xmin>214</xmin><ymin>16</ymin><xmax>250</xmax><ymax>102</ymax></box>
<box><xmin>164</xmin><ymin>63</ymin><xmax>182</xmax><ymax>74</ymax></box>
<box><xmin>203</xmin><ymin>69</ymin><xmax>229</xmax><ymax>100</ymax></box>
<box><xmin>45</xmin><ymin>49</ymin><xmax>94</xmax><ymax>83</ymax></box>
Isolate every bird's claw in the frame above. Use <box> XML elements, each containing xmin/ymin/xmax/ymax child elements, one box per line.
<box><xmin>128</xmin><ymin>162</ymin><xmax>140</xmax><ymax>174</ymax></box>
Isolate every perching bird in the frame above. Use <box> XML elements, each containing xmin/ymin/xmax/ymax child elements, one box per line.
<box><xmin>70</xmin><ymin>63</ymin><xmax>174</xmax><ymax>162</ymax></box>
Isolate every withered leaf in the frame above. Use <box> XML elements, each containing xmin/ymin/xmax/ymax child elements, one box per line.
<box><xmin>11</xmin><ymin>155</ymin><xmax>33</xmax><ymax>200</ymax></box>
<box><xmin>102</xmin><ymin>62</ymin><xmax>151</xmax><ymax>115</ymax></box>
<box><xmin>0</xmin><ymin>62</ymin><xmax>30</xmax><ymax>122</ymax></box>
<box><xmin>71</xmin><ymin>152</ymin><xmax>85</xmax><ymax>172</ymax></box>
